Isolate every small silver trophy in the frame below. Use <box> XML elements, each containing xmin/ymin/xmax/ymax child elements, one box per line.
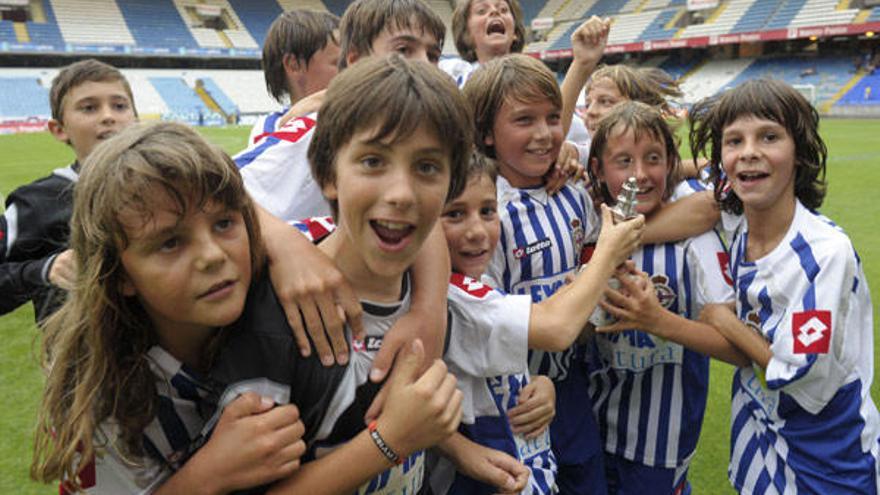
<box><xmin>588</xmin><ymin>177</ymin><xmax>639</xmax><ymax>327</ymax></box>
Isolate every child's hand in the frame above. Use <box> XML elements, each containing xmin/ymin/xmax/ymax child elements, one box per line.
<box><xmin>278</xmin><ymin>89</ymin><xmax>325</xmax><ymax>128</ymax></box>
<box><xmin>507</xmin><ymin>375</ymin><xmax>555</xmax><ymax>439</ymax></box>
<box><xmin>444</xmin><ymin>439</ymin><xmax>529</xmax><ymax>493</ymax></box>
<box><xmin>544</xmin><ymin>142</ymin><xmax>582</xmax><ymax>194</ymax></box>
<box><xmin>570</xmin><ymin>16</ymin><xmax>611</xmax><ymax>70</ymax></box>
<box><xmin>595</xmin><ymin>204</ymin><xmax>645</xmax><ymax>266</ymax></box>
<box><xmin>596</xmin><ymin>270</ymin><xmax>661</xmax><ymax>334</ymax></box>
<box><xmin>375</xmin><ymin>339</ymin><xmax>462</xmax><ymax>457</ymax></box>
<box><xmin>48</xmin><ymin>249</ymin><xmax>77</xmax><ymax>290</ymax></box>
<box><xmin>196</xmin><ymin>393</ymin><xmax>306</xmax><ymax>492</ymax></box>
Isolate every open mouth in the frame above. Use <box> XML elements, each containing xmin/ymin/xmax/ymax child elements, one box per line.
<box><xmin>371</xmin><ymin>219</ymin><xmax>416</xmax><ymax>249</ymax></box>
<box><xmin>487</xmin><ymin>19</ymin><xmax>506</xmax><ymax>36</ymax></box>
<box><xmin>737</xmin><ymin>171</ymin><xmax>769</xmax><ymax>183</ymax></box>
<box><xmin>527</xmin><ymin>148</ymin><xmax>552</xmax><ymax>157</ymax></box>
<box><xmin>459</xmin><ymin>248</ymin><xmax>489</xmax><ymax>259</ymax></box>
<box><xmin>97</xmin><ymin>130</ymin><xmax>117</xmax><ymax>140</ymax></box>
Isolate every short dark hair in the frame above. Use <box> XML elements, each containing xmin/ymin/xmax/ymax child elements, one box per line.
<box><xmin>50</xmin><ymin>59</ymin><xmax>136</xmax><ymax>122</ymax></box>
<box><xmin>463</xmin><ymin>54</ymin><xmax>561</xmax><ymax>159</ymax></box>
<box><xmin>262</xmin><ymin>9</ymin><xmax>339</xmax><ymax>103</ymax></box>
<box><xmin>451</xmin><ymin>0</ymin><xmax>525</xmax><ymax>63</ymax></box>
<box><xmin>308</xmin><ymin>54</ymin><xmax>472</xmax><ymax>215</ymax></box>
<box><xmin>587</xmin><ymin>101</ymin><xmax>681</xmax><ymax>205</ymax></box>
<box><xmin>689</xmin><ymin>78</ymin><xmax>827</xmax><ymax>214</ymax></box>
<box><xmin>446</xmin><ymin>151</ymin><xmax>499</xmax><ymax>202</ymax></box>
<box><xmin>337</xmin><ymin>0</ymin><xmax>445</xmax><ymax>69</ymax></box>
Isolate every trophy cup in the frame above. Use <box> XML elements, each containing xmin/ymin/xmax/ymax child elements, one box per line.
<box><xmin>588</xmin><ymin>176</ymin><xmax>639</xmax><ymax>327</ymax></box>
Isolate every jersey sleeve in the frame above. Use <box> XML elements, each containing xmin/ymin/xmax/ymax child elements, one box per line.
<box><xmin>684</xmin><ymin>230</ymin><xmax>735</xmax><ymax>317</ymax></box>
<box><xmin>445</xmin><ymin>274</ymin><xmax>531</xmax><ymax>378</ymax></box>
<box><xmin>234</xmin><ymin>115</ymin><xmax>330</xmax><ymax>222</ymax></box>
<box><xmin>61</xmin><ymin>427</ymin><xmax>170</xmax><ymax>495</ymax></box>
<box><xmin>482</xmin><ymin>242</ymin><xmax>507</xmax><ymax>290</ymax></box>
<box><xmin>763</xmin><ymin>239</ymin><xmax>858</xmax><ymax>414</ymax></box>
<box><xmin>0</xmin><ymin>199</ymin><xmax>58</xmax><ymax>314</ymax></box>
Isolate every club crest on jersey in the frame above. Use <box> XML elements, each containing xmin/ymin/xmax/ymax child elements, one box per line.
<box><xmin>513</xmin><ymin>238</ymin><xmax>552</xmax><ymax>259</ymax></box>
<box><xmin>792</xmin><ymin>310</ymin><xmax>831</xmax><ymax>354</ymax></box>
<box><xmin>651</xmin><ymin>274</ymin><xmax>676</xmax><ymax>309</ymax></box>
<box><xmin>352</xmin><ymin>336</ymin><xmax>384</xmax><ymax>353</ymax></box>
<box><xmin>272</xmin><ymin>116</ymin><xmax>316</xmax><ymax>143</ymax></box>
<box><xmin>716</xmin><ymin>252</ymin><xmax>733</xmax><ymax>286</ymax></box>
<box><xmin>569</xmin><ymin>218</ymin><xmax>585</xmax><ymax>253</ymax></box>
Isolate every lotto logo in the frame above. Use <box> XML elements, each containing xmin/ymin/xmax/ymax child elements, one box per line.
<box><xmin>792</xmin><ymin>310</ymin><xmax>831</xmax><ymax>354</ymax></box>
<box><xmin>513</xmin><ymin>238</ymin><xmax>552</xmax><ymax>259</ymax></box>
<box><xmin>513</xmin><ymin>247</ymin><xmax>525</xmax><ymax>259</ymax></box>
<box><xmin>450</xmin><ymin>273</ymin><xmax>491</xmax><ymax>298</ymax></box>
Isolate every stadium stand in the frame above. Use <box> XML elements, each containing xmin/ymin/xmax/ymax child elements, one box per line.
<box><xmin>172</xmin><ymin>0</ymin><xmax>258</xmax><ymax>50</ymax></box>
<box><xmin>869</xmin><ymin>6</ymin><xmax>880</xmax><ymax>22</ymax></box>
<box><xmin>729</xmin><ymin>1</ymin><xmax>778</xmax><ymax>33</ymax></box>
<box><xmin>725</xmin><ymin>55</ymin><xmax>855</xmax><ymax>106</ymax></box>
<box><xmin>678</xmin><ymin>0</ymin><xmax>756</xmax><ymax>38</ymax></box>
<box><xmin>50</xmin><ymin>0</ymin><xmax>134</xmax><ymax>46</ymax></box>
<box><xmin>198</xmin><ymin>77</ymin><xmax>238</xmax><ymax>116</ymax></box>
<box><xmin>116</xmin><ymin>0</ymin><xmax>199</xmax><ymax>52</ymax></box>
<box><xmin>679</xmin><ymin>57</ymin><xmax>753</xmax><ymax>104</ymax></box>
<box><xmin>148</xmin><ymin>76</ymin><xmax>221</xmax><ymax>124</ymax></box>
<box><xmin>226</xmin><ymin>0</ymin><xmax>281</xmax><ymax>48</ymax></box>
<box><xmin>788</xmin><ymin>0</ymin><xmax>858</xmax><ymax>28</ymax></box>
<box><xmin>0</xmin><ymin>77</ymin><xmax>51</xmax><ymax>118</ymax></box>
<box><xmin>838</xmin><ymin>72</ymin><xmax>880</xmax><ymax>106</ymax></box>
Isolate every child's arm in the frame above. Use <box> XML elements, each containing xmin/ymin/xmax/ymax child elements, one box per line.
<box><xmin>527</xmin><ymin>205</ymin><xmax>644</xmax><ymax>351</ymax></box>
<box><xmin>643</xmin><ymin>191</ymin><xmax>719</xmax><ymax>245</ymax></box>
<box><xmin>258</xmin><ymin>205</ymin><xmax>364</xmax><ymax>366</ymax></box>
<box><xmin>372</xmin><ymin>223</ymin><xmax>450</xmax><ymax>382</ymax></box>
<box><xmin>437</xmin><ymin>433</ymin><xmax>530</xmax><ymax>494</ymax></box>
<box><xmin>267</xmin><ymin>340</ymin><xmax>462</xmax><ymax>495</ymax></box>
<box><xmin>155</xmin><ymin>393</ymin><xmax>305</xmax><ymax>495</ymax></box>
<box><xmin>600</xmin><ymin>275</ymin><xmax>751</xmax><ymax>367</ymax></box>
<box><xmin>507</xmin><ymin>375</ymin><xmax>556</xmax><ymax>439</ymax></box>
<box><xmin>699</xmin><ymin>303</ymin><xmax>769</xmax><ymax>367</ymax></box>
<box><xmin>560</xmin><ymin>16</ymin><xmax>610</xmax><ymax>137</ymax></box>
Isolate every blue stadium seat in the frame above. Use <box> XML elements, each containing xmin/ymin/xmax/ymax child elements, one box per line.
<box><xmin>724</xmin><ymin>56</ymin><xmax>855</xmax><ymax>105</ymax></box>
<box><xmin>763</xmin><ymin>0</ymin><xmax>806</xmax><ymax>30</ymax></box>
<box><xmin>868</xmin><ymin>6</ymin><xmax>880</xmax><ymax>22</ymax></box>
<box><xmin>838</xmin><ymin>73</ymin><xmax>880</xmax><ymax>106</ymax></box>
<box><xmin>117</xmin><ymin>0</ymin><xmax>198</xmax><ymax>52</ymax></box>
<box><xmin>17</xmin><ymin>0</ymin><xmax>65</xmax><ymax>49</ymax></box>
<box><xmin>227</xmin><ymin>0</ymin><xmax>282</xmax><ymax>48</ymax></box>
<box><xmin>149</xmin><ymin>77</ymin><xmax>222</xmax><ymax>125</ymax></box>
<box><xmin>200</xmin><ymin>78</ymin><xmax>238</xmax><ymax>115</ymax></box>
<box><xmin>730</xmin><ymin>1</ymin><xmax>777</xmax><ymax>33</ymax></box>
<box><xmin>640</xmin><ymin>8</ymin><xmax>680</xmax><ymax>41</ymax></box>
<box><xmin>0</xmin><ymin>78</ymin><xmax>51</xmax><ymax>118</ymax></box>
<box><xmin>586</xmin><ymin>0</ymin><xmax>630</xmax><ymax>17</ymax></box>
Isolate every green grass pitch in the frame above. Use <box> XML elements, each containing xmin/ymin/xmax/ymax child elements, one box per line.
<box><xmin>1</xmin><ymin>121</ymin><xmax>878</xmax><ymax>493</ymax></box>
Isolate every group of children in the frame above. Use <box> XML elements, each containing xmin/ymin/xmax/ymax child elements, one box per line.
<box><xmin>1</xmin><ymin>0</ymin><xmax>877</xmax><ymax>494</ymax></box>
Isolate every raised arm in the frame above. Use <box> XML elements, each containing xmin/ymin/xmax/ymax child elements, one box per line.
<box><xmin>699</xmin><ymin>302</ymin><xmax>768</xmax><ymax>368</ymax></box>
<box><xmin>560</xmin><ymin>16</ymin><xmax>610</xmax><ymax>137</ymax></box>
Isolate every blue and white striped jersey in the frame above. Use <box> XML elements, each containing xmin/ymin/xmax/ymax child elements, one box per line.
<box><xmin>727</xmin><ymin>201</ymin><xmax>880</xmax><ymax>494</ymax></box>
<box><xmin>589</xmin><ymin>229</ymin><xmax>733</xmax><ymax>469</ymax></box>
<box><xmin>247</xmin><ymin>107</ymin><xmax>287</xmax><ymax>145</ymax></box>
<box><xmin>233</xmin><ymin>112</ymin><xmax>331</xmax><ymax>222</ymax></box>
<box><xmin>433</xmin><ymin>273</ymin><xmax>556</xmax><ymax>495</ymax></box>
<box><xmin>67</xmin><ymin>346</ymin><xmax>215</xmax><ymax>494</ymax></box>
<box><xmin>483</xmin><ymin>176</ymin><xmax>601</xmax><ymax>466</ymax></box>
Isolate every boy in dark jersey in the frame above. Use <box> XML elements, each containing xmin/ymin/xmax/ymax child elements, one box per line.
<box><xmin>211</xmin><ymin>54</ymin><xmax>471</xmax><ymax>494</ymax></box>
<box><xmin>0</xmin><ymin>59</ymin><xmax>136</xmax><ymax>322</ymax></box>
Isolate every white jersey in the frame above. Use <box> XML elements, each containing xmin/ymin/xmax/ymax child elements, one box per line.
<box><xmin>483</xmin><ymin>176</ymin><xmax>601</xmax><ymax>466</ymax></box>
<box><xmin>671</xmin><ymin>176</ymin><xmax>743</xmax><ymax>246</ymax></box>
<box><xmin>727</xmin><ymin>201</ymin><xmax>879</xmax><ymax>494</ymax></box>
<box><xmin>233</xmin><ymin>111</ymin><xmax>331</xmax><ymax>222</ymax></box>
<box><xmin>247</xmin><ymin>108</ymin><xmax>287</xmax><ymax>145</ymax></box>
<box><xmin>67</xmin><ymin>347</ymin><xmax>214</xmax><ymax>494</ymax></box>
<box><xmin>589</xmin><ymin>229</ymin><xmax>734</xmax><ymax>469</ymax></box>
<box><xmin>433</xmin><ymin>273</ymin><xmax>556</xmax><ymax>495</ymax></box>
<box><xmin>439</xmin><ymin>57</ymin><xmax>478</xmax><ymax>88</ymax></box>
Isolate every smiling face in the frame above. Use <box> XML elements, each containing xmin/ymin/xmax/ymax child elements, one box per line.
<box><xmin>721</xmin><ymin>114</ymin><xmax>797</xmax><ymax>215</ymax></box>
<box><xmin>487</xmin><ymin>96</ymin><xmax>563</xmax><ymax>188</ymax></box>
<box><xmin>594</xmin><ymin>125</ymin><xmax>670</xmax><ymax>218</ymax></box>
<box><xmin>322</xmin><ymin>124</ymin><xmax>450</xmax><ymax>295</ymax></box>
<box><xmin>49</xmin><ymin>79</ymin><xmax>136</xmax><ymax>163</ymax></box>
<box><xmin>119</xmin><ymin>193</ymin><xmax>252</xmax><ymax>356</ymax></box>
<box><xmin>584</xmin><ymin>77</ymin><xmax>625</xmax><ymax>134</ymax></box>
<box><xmin>467</xmin><ymin>0</ymin><xmax>516</xmax><ymax>63</ymax></box>
<box><xmin>442</xmin><ymin>173</ymin><xmax>500</xmax><ymax>278</ymax></box>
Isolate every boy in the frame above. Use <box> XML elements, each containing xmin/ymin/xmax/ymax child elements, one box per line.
<box><xmin>463</xmin><ymin>54</ymin><xmax>606</xmax><ymax>494</ymax></box>
<box><xmin>235</xmin><ymin>0</ymin><xmax>445</xmax><ymax>221</ymax></box>
<box><xmin>249</xmin><ymin>9</ymin><xmax>340</xmax><ymax>145</ymax></box>
<box><xmin>211</xmin><ymin>55</ymin><xmax>469</xmax><ymax>494</ymax></box>
<box><xmin>0</xmin><ymin>58</ymin><xmax>136</xmax><ymax>322</ymax></box>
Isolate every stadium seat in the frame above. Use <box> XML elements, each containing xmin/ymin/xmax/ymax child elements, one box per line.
<box><xmin>116</xmin><ymin>0</ymin><xmax>199</xmax><ymax>51</ymax></box>
<box><xmin>0</xmin><ymin>78</ymin><xmax>51</xmax><ymax>119</ymax></box>
<box><xmin>51</xmin><ymin>0</ymin><xmax>135</xmax><ymax>46</ymax></box>
<box><xmin>226</xmin><ymin>0</ymin><xmax>282</xmax><ymax>48</ymax></box>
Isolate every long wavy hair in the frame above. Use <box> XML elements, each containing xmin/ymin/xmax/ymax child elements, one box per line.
<box><xmin>31</xmin><ymin>122</ymin><xmax>263</xmax><ymax>491</ymax></box>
